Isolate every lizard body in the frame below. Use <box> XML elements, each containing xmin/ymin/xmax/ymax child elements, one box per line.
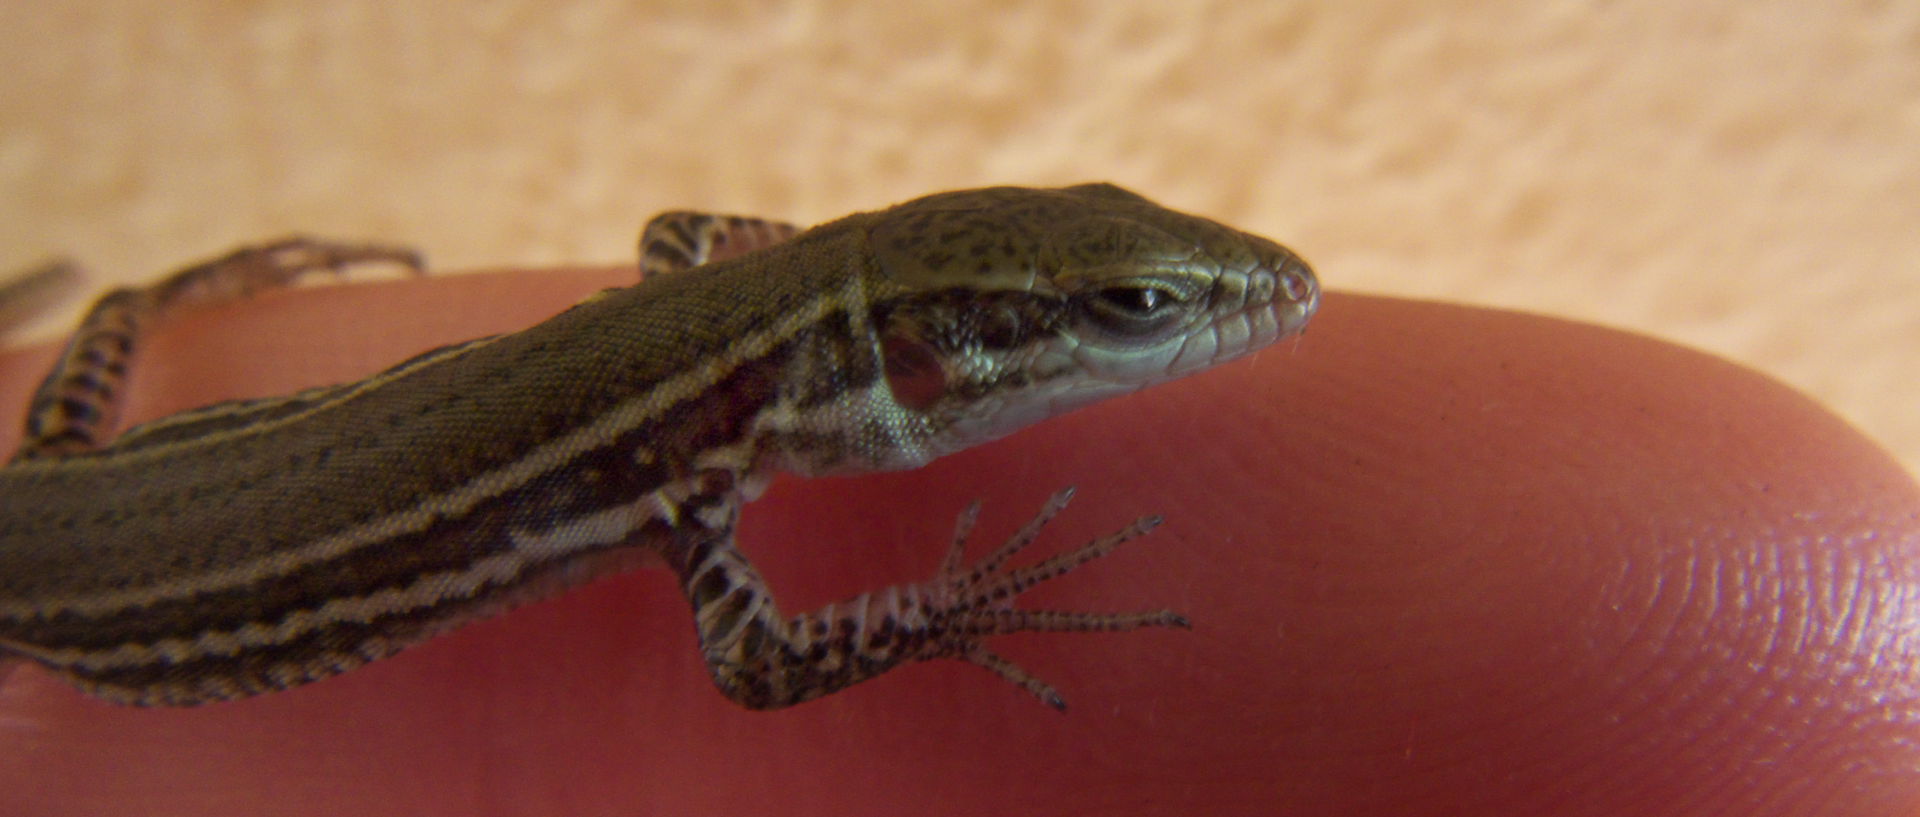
<box><xmin>0</xmin><ymin>183</ymin><xmax>1317</xmax><ymax>708</ymax></box>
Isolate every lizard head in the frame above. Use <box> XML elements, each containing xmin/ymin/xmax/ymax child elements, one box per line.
<box><xmin>862</xmin><ymin>183</ymin><xmax>1318</xmax><ymax>463</ymax></box>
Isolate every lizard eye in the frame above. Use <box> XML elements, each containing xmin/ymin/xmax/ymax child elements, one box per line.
<box><xmin>1097</xmin><ymin>286</ymin><xmax>1168</xmax><ymax>315</ymax></box>
<box><xmin>1076</xmin><ymin>283</ymin><xmax>1188</xmax><ymax>339</ymax></box>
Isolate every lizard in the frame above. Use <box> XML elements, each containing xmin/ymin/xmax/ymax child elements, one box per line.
<box><xmin>0</xmin><ymin>183</ymin><xmax>1318</xmax><ymax>710</ymax></box>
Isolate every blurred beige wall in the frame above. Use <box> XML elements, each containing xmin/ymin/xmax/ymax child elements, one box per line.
<box><xmin>1</xmin><ymin>1</ymin><xmax>1915</xmax><ymax>472</ymax></box>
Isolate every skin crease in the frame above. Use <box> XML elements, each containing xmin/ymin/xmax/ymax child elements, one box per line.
<box><xmin>0</xmin><ymin>267</ymin><xmax>1915</xmax><ymax>816</ymax></box>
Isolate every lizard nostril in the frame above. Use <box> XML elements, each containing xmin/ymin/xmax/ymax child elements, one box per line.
<box><xmin>1278</xmin><ymin>262</ymin><xmax>1316</xmax><ymax>304</ymax></box>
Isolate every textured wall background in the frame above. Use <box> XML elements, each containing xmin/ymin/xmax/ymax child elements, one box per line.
<box><xmin>0</xmin><ymin>1</ymin><xmax>1914</xmax><ymax>472</ymax></box>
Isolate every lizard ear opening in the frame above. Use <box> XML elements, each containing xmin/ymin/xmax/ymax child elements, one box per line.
<box><xmin>881</xmin><ymin>333</ymin><xmax>947</xmax><ymax>410</ymax></box>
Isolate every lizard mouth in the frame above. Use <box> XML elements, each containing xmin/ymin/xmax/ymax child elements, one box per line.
<box><xmin>1109</xmin><ymin>247</ymin><xmax>1319</xmax><ymax>386</ymax></box>
<box><xmin>937</xmin><ymin>247</ymin><xmax>1320</xmax><ymax>450</ymax></box>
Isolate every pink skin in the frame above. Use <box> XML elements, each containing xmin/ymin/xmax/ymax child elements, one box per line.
<box><xmin>2</xmin><ymin>268</ymin><xmax>1915</xmax><ymax>816</ymax></box>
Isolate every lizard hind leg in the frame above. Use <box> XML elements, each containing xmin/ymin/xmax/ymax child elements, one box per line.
<box><xmin>9</xmin><ymin>236</ymin><xmax>422</xmax><ymax>462</ymax></box>
<box><xmin>673</xmin><ymin>487</ymin><xmax>1188</xmax><ymax>712</ymax></box>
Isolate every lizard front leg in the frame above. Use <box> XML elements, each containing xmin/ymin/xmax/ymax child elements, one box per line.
<box><xmin>664</xmin><ymin>483</ymin><xmax>1186</xmax><ymax>711</ymax></box>
<box><xmin>638</xmin><ymin>211</ymin><xmax>802</xmax><ymax>278</ymax></box>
